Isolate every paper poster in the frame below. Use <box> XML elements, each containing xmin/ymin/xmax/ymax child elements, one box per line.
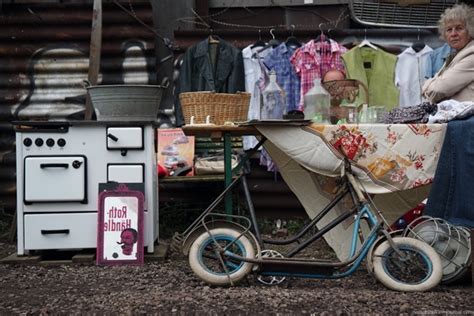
<box><xmin>157</xmin><ymin>128</ymin><xmax>195</xmax><ymax>176</ymax></box>
<box><xmin>97</xmin><ymin>183</ymin><xmax>144</xmax><ymax>265</ymax></box>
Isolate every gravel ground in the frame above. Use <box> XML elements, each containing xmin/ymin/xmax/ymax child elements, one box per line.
<box><xmin>0</xmin><ymin>238</ymin><xmax>473</xmax><ymax>315</ymax></box>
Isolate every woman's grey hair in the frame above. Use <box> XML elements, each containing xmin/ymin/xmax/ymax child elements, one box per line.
<box><xmin>438</xmin><ymin>3</ymin><xmax>474</xmax><ymax>40</ymax></box>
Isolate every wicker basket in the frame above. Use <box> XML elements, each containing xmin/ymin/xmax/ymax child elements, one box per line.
<box><xmin>179</xmin><ymin>91</ymin><xmax>250</xmax><ymax>125</ymax></box>
<box><xmin>322</xmin><ymin>79</ymin><xmax>369</xmax><ymax>104</ymax></box>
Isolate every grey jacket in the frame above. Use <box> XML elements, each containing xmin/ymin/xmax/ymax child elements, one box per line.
<box><xmin>175</xmin><ymin>37</ymin><xmax>245</xmax><ymax>126</ymax></box>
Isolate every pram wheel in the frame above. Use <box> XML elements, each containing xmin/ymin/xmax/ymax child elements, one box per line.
<box><xmin>372</xmin><ymin>237</ymin><xmax>442</xmax><ymax>292</ymax></box>
<box><xmin>366</xmin><ymin>229</ymin><xmax>404</xmax><ymax>275</ymax></box>
<box><xmin>256</xmin><ymin>250</ymin><xmax>286</xmax><ymax>286</ymax></box>
<box><xmin>188</xmin><ymin>228</ymin><xmax>255</xmax><ymax>286</ymax></box>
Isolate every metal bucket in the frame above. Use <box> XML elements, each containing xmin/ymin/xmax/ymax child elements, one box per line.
<box><xmin>87</xmin><ymin>84</ymin><xmax>165</xmax><ymax>121</ymax></box>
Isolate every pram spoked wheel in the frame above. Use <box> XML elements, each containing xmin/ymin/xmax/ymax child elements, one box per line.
<box><xmin>372</xmin><ymin>237</ymin><xmax>443</xmax><ymax>292</ymax></box>
<box><xmin>188</xmin><ymin>228</ymin><xmax>255</xmax><ymax>286</ymax></box>
<box><xmin>256</xmin><ymin>250</ymin><xmax>286</xmax><ymax>286</ymax></box>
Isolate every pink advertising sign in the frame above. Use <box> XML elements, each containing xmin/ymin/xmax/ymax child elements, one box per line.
<box><xmin>96</xmin><ymin>183</ymin><xmax>144</xmax><ymax>265</ymax></box>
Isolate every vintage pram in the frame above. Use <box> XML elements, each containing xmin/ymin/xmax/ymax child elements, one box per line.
<box><xmin>172</xmin><ymin>121</ymin><xmax>443</xmax><ymax>292</ymax></box>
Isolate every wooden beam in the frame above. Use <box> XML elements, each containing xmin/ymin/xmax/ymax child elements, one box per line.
<box><xmin>85</xmin><ymin>0</ymin><xmax>102</xmax><ymax>120</ymax></box>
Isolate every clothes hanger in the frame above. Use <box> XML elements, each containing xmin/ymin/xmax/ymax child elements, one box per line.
<box><xmin>358</xmin><ymin>29</ymin><xmax>378</xmax><ymax>50</ymax></box>
<box><xmin>251</xmin><ymin>29</ymin><xmax>266</xmax><ymax>49</ymax></box>
<box><xmin>314</xmin><ymin>23</ymin><xmax>329</xmax><ymax>43</ymax></box>
<box><xmin>411</xmin><ymin>29</ymin><xmax>426</xmax><ymax>53</ymax></box>
<box><xmin>208</xmin><ymin>28</ymin><xmax>220</xmax><ymax>44</ymax></box>
<box><xmin>268</xmin><ymin>28</ymin><xmax>281</xmax><ymax>47</ymax></box>
<box><xmin>253</xmin><ymin>28</ymin><xmax>281</xmax><ymax>57</ymax></box>
<box><xmin>285</xmin><ymin>24</ymin><xmax>301</xmax><ymax>47</ymax></box>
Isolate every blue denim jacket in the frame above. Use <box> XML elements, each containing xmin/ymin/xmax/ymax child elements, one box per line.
<box><xmin>425</xmin><ymin>116</ymin><xmax>474</xmax><ymax>227</ymax></box>
<box><xmin>424</xmin><ymin>43</ymin><xmax>453</xmax><ymax>79</ymax></box>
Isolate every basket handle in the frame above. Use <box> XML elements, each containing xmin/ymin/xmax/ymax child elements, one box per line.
<box><xmin>356</xmin><ymin>80</ymin><xmax>369</xmax><ymax>105</ymax></box>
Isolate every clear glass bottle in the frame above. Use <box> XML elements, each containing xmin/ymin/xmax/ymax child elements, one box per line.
<box><xmin>303</xmin><ymin>78</ymin><xmax>330</xmax><ymax>123</ymax></box>
<box><xmin>261</xmin><ymin>70</ymin><xmax>286</xmax><ymax>120</ymax></box>
<box><xmin>358</xmin><ymin>104</ymin><xmax>369</xmax><ymax>123</ymax></box>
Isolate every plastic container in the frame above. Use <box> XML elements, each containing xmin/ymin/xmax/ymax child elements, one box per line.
<box><xmin>261</xmin><ymin>70</ymin><xmax>286</xmax><ymax>119</ymax></box>
<box><xmin>303</xmin><ymin>78</ymin><xmax>330</xmax><ymax>123</ymax></box>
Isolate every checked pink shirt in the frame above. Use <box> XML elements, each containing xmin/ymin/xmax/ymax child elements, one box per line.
<box><xmin>290</xmin><ymin>39</ymin><xmax>347</xmax><ymax>110</ymax></box>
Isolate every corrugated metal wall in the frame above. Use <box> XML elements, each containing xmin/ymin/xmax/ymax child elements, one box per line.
<box><xmin>0</xmin><ymin>1</ymin><xmax>156</xmax><ymax>213</ymax></box>
<box><xmin>0</xmin><ymin>1</ymin><xmax>155</xmax><ymax>121</ymax></box>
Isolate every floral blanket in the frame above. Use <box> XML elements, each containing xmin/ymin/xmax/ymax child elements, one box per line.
<box><xmin>303</xmin><ymin>123</ymin><xmax>446</xmax><ymax>193</ymax></box>
<box><xmin>254</xmin><ymin>123</ymin><xmax>446</xmax><ymax>193</ymax></box>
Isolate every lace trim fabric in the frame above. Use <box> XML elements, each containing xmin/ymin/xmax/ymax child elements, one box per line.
<box><xmin>381</xmin><ymin>102</ymin><xmax>437</xmax><ymax>124</ymax></box>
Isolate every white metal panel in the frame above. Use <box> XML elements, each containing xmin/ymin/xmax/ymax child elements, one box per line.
<box><xmin>24</xmin><ymin>213</ymin><xmax>96</xmax><ymax>250</ymax></box>
<box><xmin>16</xmin><ymin>124</ymin><xmax>158</xmax><ymax>254</ymax></box>
<box><xmin>108</xmin><ymin>164</ymin><xmax>144</xmax><ymax>183</ymax></box>
<box><xmin>24</xmin><ymin>156</ymin><xmax>86</xmax><ymax>202</ymax></box>
<box><xmin>106</xmin><ymin>127</ymin><xmax>143</xmax><ymax>149</ymax></box>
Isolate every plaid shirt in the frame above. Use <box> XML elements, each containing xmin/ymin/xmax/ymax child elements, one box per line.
<box><xmin>290</xmin><ymin>39</ymin><xmax>347</xmax><ymax>109</ymax></box>
<box><xmin>263</xmin><ymin>43</ymin><xmax>301</xmax><ymax>112</ymax></box>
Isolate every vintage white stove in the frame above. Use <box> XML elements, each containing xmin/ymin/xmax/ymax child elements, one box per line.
<box><xmin>15</xmin><ymin>121</ymin><xmax>158</xmax><ymax>255</ymax></box>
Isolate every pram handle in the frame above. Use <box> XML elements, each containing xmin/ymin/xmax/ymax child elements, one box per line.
<box><xmin>334</xmin><ymin>143</ymin><xmax>367</xmax><ymax>202</ymax></box>
<box><xmin>333</xmin><ymin>143</ymin><xmax>353</xmax><ymax>174</ymax></box>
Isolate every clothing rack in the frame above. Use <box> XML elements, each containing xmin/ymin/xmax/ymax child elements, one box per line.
<box><xmin>174</xmin><ymin>28</ymin><xmax>436</xmax><ymax>39</ymax></box>
<box><xmin>173</xmin><ymin>28</ymin><xmax>440</xmax><ymax>53</ymax></box>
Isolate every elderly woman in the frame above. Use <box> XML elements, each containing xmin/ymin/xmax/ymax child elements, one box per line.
<box><xmin>422</xmin><ymin>4</ymin><xmax>474</xmax><ymax>103</ymax></box>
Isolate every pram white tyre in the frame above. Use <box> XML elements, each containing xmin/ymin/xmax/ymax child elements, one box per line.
<box><xmin>366</xmin><ymin>230</ymin><xmax>404</xmax><ymax>275</ymax></box>
<box><xmin>373</xmin><ymin>237</ymin><xmax>442</xmax><ymax>292</ymax></box>
<box><xmin>188</xmin><ymin>228</ymin><xmax>255</xmax><ymax>286</ymax></box>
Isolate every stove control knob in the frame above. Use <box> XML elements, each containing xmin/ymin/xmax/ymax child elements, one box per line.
<box><xmin>57</xmin><ymin>138</ymin><xmax>66</xmax><ymax>147</ymax></box>
<box><xmin>72</xmin><ymin>160</ymin><xmax>83</xmax><ymax>169</ymax></box>
<box><xmin>23</xmin><ymin>138</ymin><xmax>32</xmax><ymax>147</ymax></box>
<box><xmin>35</xmin><ymin>138</ymin><xmax>44</xmax><ymax>147</ymax></box>
<box><xmin>46</xmin><ymin>138</ymin><xmax>55</xmax><ymax>147</ymax></box>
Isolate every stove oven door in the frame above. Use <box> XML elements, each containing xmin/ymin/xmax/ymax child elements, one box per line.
<box><xmin>24</xmin><ymin>155</ymin><xmax>87</xmax><ymax>203</ymax></box>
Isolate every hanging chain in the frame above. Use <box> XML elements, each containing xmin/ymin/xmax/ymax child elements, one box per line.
<box><xmin>333</xmin><ymin>7</ymin><xmax>350</xmax><ymax>29</ymax></box>
<box><xmin>117</xmin><ymin>1</ymin><xmax>350</xmax><ymax>43</ymax></box>
<box><xmin>128</xmin><ymin>0</ymin><xmax>137</xmax><ymax>19</ymax></box>
<box><xmin>209</xmin><ymin>18</ymin><xmax>287</xmax><ymax>30</ymax></box>
<box><xmin>191</xmin><ymin>8</ymin><xmax>211</xmax><ymax>29</ymax></box>
<box><xmin>177</xmin><ymin>5</ymin><xmax>350</xmax><ymax>32</ymax></box>
<box><xmin>113</xmin><ymin>0</ymin><xmax>172</xmax><ymax>49</ymax></box>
